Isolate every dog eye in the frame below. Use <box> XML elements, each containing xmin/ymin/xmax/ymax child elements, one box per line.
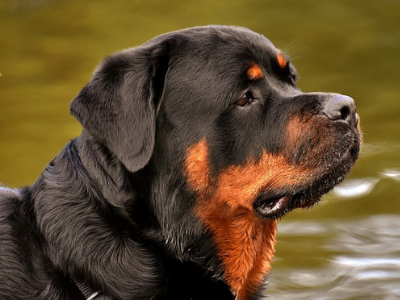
<box><xmin>236</xmin><ymin>92</ymin><xmax>254</xmax><ymax>106</ymax></box>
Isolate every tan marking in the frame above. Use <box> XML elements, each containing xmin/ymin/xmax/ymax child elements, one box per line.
<box><xmin>246</xmin><ymin>63</ymin><xmax>263</xmax><ymax>80</ymax></box>
<box><xmin>184</xmin><ymin>139</ymin><xmax>212</xmax><ymax>193</ymax></box>
<box><xmin>277</xmin><ymin>52</ymin><xmax>287</xmax><ymax>69</ymax></box>
<box><xmin>184</xmin><ymin>139</ymin><xmax>314</xmax><ymax>299</ymax></box>
<box><xmin>284</xmin><ymin>114</ymin><xmax>337</xmax><ymax>168</ymax></box>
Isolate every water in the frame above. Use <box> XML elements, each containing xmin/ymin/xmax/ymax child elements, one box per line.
<box><xmin>1</xmin><ymin>0</ymin><xmax>399</xmax><ymax>298</ymax></box>
<box><xmin>270</xmin><ymin>215</ymin><xmax>400</xmax><ymax>299</ymax></box>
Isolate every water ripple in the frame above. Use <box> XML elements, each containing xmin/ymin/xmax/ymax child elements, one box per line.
<box><xmin>270</xmin><ymin>215</ymin><xmax>400</xmax><ymax>299</ymax></box>
<box><xmin>328</xmin><ymin>215</ymin><xmax>400</xmax><ymax>254</ymax></box>
<box><xmin>381</xmin><ymin>168</ymin><xmax>400</xmax><ymax>181</ymax></box>
<box><xmin>333</xmin><ymin>178</ymin><xmax>379</xmax><ymax>198</ymax></box>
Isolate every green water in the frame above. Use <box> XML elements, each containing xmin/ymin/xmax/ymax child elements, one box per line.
<box><xmin>1</xmin><ymin>0</ymin><xmax>399</xmax><ymax>298</ymax></box>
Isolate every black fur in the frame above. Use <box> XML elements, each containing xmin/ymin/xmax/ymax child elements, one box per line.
<box><xmin>0</xmin><ymin>26</ymin><xmax>361</xmax><ymax>299</ymax></box>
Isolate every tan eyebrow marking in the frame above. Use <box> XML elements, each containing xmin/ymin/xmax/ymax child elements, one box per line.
<box><xmin>277</xmin><ymin>52</ymin><xmax>287</xmax><ymax>69</ymax></box>
<box><xmin>246</xmin><ymin>63</ymin><xmax>263</xmax><ymax>80</ymax></box>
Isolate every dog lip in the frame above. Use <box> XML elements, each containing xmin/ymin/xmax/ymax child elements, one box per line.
<box><xmin>291</xmin><ymin>194</ymin><xmax>321</xmax><ymax>209</ymax></box>
<box><xmin>254</xmin><ymin>195</ymin><xmax>292</xmax><ymax>218</ymax></box>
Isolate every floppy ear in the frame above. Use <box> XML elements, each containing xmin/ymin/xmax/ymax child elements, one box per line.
<box><xmin>70</xmin><ymin>41</ymin><xmax>170</xmax><ymax>172</ymax></box>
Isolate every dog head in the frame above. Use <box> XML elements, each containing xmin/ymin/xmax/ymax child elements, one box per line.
<box><xmin>71</xmin><ymin>26</ymin><xmax>361</xmax><ymax>299</ymax></box>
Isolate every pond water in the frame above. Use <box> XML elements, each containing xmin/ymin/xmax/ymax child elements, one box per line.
<box><xmin>1</xmin><ymin>0</ymin><xmax>399</xmax><ymax>299</ymax></box>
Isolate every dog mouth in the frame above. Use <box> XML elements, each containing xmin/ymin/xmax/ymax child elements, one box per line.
<box><xmin>254</xmin><ymin>192</ymin><xmax>321</xmax><ymax>219</ymax></box>
<box><xmin>254</xmin><ymin>195</ymin><xmax>292</xmax><ymax>218</ymax></box>
<box><xmin>254</xmin><ymin>141</ymin><xmax>360</xmax><ymax>219</ymax></box>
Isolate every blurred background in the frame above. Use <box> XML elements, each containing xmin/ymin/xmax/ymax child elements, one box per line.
<box><xmin>0</xmin><ymin>0</ymin><xmax>399</xmax><ymax>298</ymax></box>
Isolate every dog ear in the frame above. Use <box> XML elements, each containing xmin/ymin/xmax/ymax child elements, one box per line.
<box><xmin>70</xmin><ymin>41</ymin><xmax>170</xmax><ymax>173</ymax></box>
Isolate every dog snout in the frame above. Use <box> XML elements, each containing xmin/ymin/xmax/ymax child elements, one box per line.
<box><xmin>322</xmin><ymin>94</ymin><xmax>357</xmax><ymax>126</ymax></box>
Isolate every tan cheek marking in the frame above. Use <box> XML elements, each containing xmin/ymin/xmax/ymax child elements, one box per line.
<box><xmin>212</xmin><ymin>153</ymin><xmax>311</xmax><ymax>211</ymax></box>
<box><xmin>247</xmin><ymin>63</ymin><xmax>263</xmax><ymax>80</ymax></box>
<box><xmin>277</xmin><ymin>52</ymin><xmax>287</xmax><ymax>69</ymax></box>
<box><xmin>184</xmin><ymin>139</ymin><xmax>314</xmax><ymax>299</ymax></box>
<box><xmin>184</xmin><ymin>139</ymin><xmax>212</xmax><ymax>192</ymax></box>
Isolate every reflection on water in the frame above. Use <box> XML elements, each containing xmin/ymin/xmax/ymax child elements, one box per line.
<box><xmin>333</xmin><ymin>178</ymin><xmax>379</xmax><ymax>198</ymax></box>
<box><xmin>381</xmin><ymin>169</ymin><xmax>400</xmax><ymax>182</ymax></box>
<box><xmin>270</xmin><ymin>215</ymin><xmax>400</xmax><ymax>299</ymax></box>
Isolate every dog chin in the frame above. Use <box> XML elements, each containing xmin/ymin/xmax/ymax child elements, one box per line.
<box><xmin>254</xmin><ymin>140</ymin><xmax>360</xmax><ymax>219</ymax></box>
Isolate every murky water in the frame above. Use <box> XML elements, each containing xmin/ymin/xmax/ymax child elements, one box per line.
<box><xmin>1</xmin><ymin>0</ymin><xmax>399</xmax><ymax>298</ymax></box>
<box><xmin>270</xmin><ymin>215</ymin><xmax>400</xmax><ymax>299</ymax></box>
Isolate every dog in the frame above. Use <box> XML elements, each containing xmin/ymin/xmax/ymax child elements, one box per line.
<box><xmin>0</xmin><ymin>26</ymin><xmax>361</xmax><ymax>300</ymax></box>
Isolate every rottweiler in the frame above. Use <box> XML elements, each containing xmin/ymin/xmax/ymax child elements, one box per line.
<box><xmin>0</xmin><ymin>26</ymin><xmax>361</xmax><ymax>300</ymax></box>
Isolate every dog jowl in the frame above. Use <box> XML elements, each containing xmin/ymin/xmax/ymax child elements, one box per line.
<box><xmin>0</xmin><ymin>26</ymin><xmax>361</xmax><ymax>300</ymax></box>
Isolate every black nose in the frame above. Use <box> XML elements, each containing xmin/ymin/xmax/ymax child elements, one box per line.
<box><xmin>322</xmin><ymin>94</ymin><xmax>356</xmax><ymax>124</ymax></box>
